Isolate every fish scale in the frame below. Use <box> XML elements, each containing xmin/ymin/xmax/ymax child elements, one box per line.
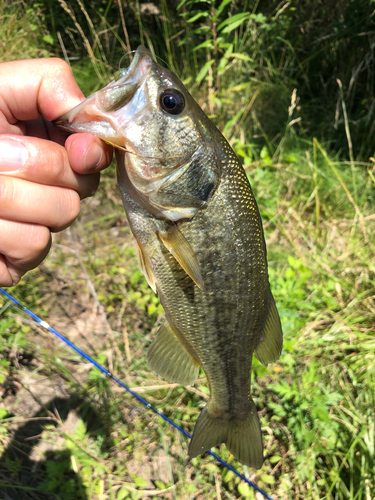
<box><xmin>55</xmin><ymin>45</ymin><xmax>283</xmax><ymax>468</ymax></box>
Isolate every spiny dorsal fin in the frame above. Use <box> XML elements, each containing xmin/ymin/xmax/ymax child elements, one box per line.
<box><xmin>255</xmin><ymin>293</ymin><xmax>283</xmax><ymax>365</ymax></box>
<box><xmin>146</xmin><ymin>318</ymin><xmax>200</xmax><ymax>385</ymax></box>
<box><xmin>157</xmin><ymin>224</ymin><xmax>204</xmax><ymax>290</ymax></box>
<box><xmin>135</xmin><ymin>242</ymin><xmax>157</xmax><ymax>293</ymax></box>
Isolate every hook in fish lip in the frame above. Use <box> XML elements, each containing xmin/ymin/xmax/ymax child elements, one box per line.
<box><xmin>116</xmin><ymin>46</ymin><xmax>156</xmax><ymax>79</ymax></box>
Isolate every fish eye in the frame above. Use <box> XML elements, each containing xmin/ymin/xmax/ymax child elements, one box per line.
<box><xmin>160</xmin><ymin>89</ymin><xmax>185</xmax><ymax>115</ymax></box>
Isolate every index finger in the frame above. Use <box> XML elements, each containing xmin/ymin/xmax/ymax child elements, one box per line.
<box><xmin>0</xmin><ymin>58</ymin><xmax>84</xmax><ymax>126</ymax></box>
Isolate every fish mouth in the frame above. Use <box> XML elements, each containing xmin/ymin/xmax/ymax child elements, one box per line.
<box><xmin>54</xmin><ymin>46</ymin><xmax>155</xmax><ymax>146</ymax></box>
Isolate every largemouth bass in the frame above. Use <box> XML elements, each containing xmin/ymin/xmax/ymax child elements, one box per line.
<box><xmin>55</xmin><ymin>46</ymin><xmax>283</xmax><ymax>468</ymax></box>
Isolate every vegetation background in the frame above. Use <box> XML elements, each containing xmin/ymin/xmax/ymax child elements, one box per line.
<box><xmin>0</xmin><ymin>0</ymin><xmax>374</xmax><ymax>498</ymax></box>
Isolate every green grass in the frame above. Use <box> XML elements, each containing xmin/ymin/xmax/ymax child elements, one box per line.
<box><xmin>0</xmin><ymin>1</ymin><xmax>375</xmax><ymax>499</ymax></box>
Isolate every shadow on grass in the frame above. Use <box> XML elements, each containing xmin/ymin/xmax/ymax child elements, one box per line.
<box><xmin>0</xmin><ymin>395</ymin><xmax>112</xmax><ymax>500</ymax></box>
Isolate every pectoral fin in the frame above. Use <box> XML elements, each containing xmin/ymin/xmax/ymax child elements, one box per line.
<box><xmin>255</xmin><ymin>293</ymin><xmax>283</xmax><ymax>365</ymax></box>
<box><xmin>157</xmin><ymin>225</ymin><xmax>204</xmax><ymax>290</ymax></box>
<box><xmin>146</xmin><ymin>318</ymin><xmax>200</xmax><ymax>385</ymax></box>
<box><xmin>135</xmin><ymin>242</ymin><xmax>157</xmax><ymax>293</ymax></box>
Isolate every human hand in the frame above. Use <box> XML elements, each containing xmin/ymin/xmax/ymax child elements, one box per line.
<box><xmin>0</xmin><ymin>58</ymin><xmax>113</xmax><ymax>286</ymax></box>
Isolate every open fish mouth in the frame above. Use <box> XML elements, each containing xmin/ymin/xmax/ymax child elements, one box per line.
<box><xmin>54</xmin><ymin>46</ymin><xmax>154</xmax><ymax>144</ymax></box>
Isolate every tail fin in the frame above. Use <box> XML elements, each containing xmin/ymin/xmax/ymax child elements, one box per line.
<box><xmin>188</xmin><ymin>402</ymin><xmax>263</xmax><ymax>469</ymax></box>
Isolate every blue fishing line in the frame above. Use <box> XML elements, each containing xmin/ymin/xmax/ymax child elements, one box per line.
<box><xmin>0</xmin><ymin>287</ymin><xmax>275</xmax><ymax>500</ymax></box>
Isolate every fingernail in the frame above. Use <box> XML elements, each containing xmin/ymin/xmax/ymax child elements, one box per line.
<box><xmin>0</xmin><ymin>138</ymin><xmax>28</xmax><ymax>172</ymax></box>
<box><xmin>83</xmin><ymin>140</ymin><xmax>103</xmax><ymax>172</ymax></box>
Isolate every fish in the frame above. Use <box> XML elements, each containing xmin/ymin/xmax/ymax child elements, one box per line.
<box><xmin>55</xmin><ymin>46</ymin><xmax>283</xmax><ymax>468</ymax></box>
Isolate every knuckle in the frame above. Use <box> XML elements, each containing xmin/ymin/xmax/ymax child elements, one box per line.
<box><xmin>51</xmin><ymin>146</ymin><xmax>68</xmax><ymax>179</ymax></box>
<box><xmin>27</xmin><ymin>226</ymin><xmax>51</xmax><ymax>256</ymax></box>
<box><xmin>90</xmin><ymin>174</ymin><xmax>100</xmax><ymax>195</ymax></box>
<box><xmin>0</xmin><ymin>177</ymin><xmax>13</xmax><ymax>203</ymax></box>
<box><xmin>81</xmin><ymin>174</ymin><xmax>100</xmax><ymax>200</ymax></box>
<box><xmin>53</xmin><ymin>189</ymin><xmax>81</xmax><ymax>230</ymax></box>
<box><xmin>0</xmin><ymin>257</ymin><xmax>19</xmax><ymax>287</ymax></box>
<box><xmin>29</xmin><ymin>141</ymin><xmax>68</xmax><ymax>180</ymax></box>
<box><xmin>0</xmin><ymin>178</ymin><xmax>6</xmax><ymax>200</ymax></box>
<box><xmin>67</xmin><ymin>190</ymin><xmax>81</xmax><ymax>222</ymax></box>
<box><xmin>48</xmin><ymin>57</ymin><xmax>72</xmax><ymax>77</ymax></box>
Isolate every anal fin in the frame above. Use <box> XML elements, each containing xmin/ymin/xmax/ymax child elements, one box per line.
<box><xmin>146</xmin><ymin>318</ymin><xmax>199</xmax><ymax>385</ymax></box>
<box><xmin>255</xmin><ymin>293</ymin><xmax>283</xmax><ymax>365</ymax></box>
<box><xmin>157</xmin><ymin>224</ymin><xmax>204</xmax><ymax>290</ymax></box>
